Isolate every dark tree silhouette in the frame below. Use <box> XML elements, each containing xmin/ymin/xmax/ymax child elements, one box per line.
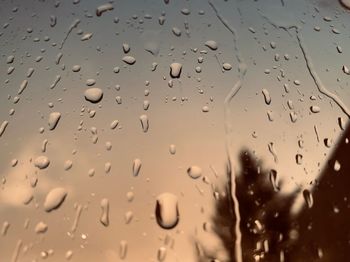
<box><xmin>196</xmin><ymin>123</ymin><xmax>350</xmax><ymax>261</ymax></box>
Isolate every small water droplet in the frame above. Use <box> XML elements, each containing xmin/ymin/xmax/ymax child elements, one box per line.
<box><xmin>133</xmin><ymin>158</ymin><xmax>142</xmax><ymax>177</ymax></box>
<box><xmin>100</xmin><ymin>198</ymin><xmax>109</xmax><ymax>227</ymax></box>
<box><xmin>303</xmin><ymin>189</ymin><xmax>313</xmax><ymax>208</ymax></box>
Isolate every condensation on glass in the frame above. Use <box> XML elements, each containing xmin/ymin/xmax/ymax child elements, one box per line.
<box><xmin>0</xmin><ymin>0</ymin><xmax>349</xmax><ymax>261</ymax></box>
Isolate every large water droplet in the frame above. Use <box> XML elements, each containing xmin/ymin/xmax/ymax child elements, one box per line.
<box><xmin>84</xmin><ymin>88</ymin><xmax>103</xmax><ymax>103</ymax></box>
<box><xmin>155</xmin><ymin>193</ymin><xmax>179</xmax><ymax>229</ymax></box>
<box><xmin>34</xmin><ymin>156</ymin><xmax>50</xmax><ymax>169</ymax></box>
<box><xmin>43</xmin><ymin>187</ymin><xmax>68</xmax><ymax>212</ymax></box>
<box><xmin>170</xmin><ymin>63</ymin><xmax>182</xmax><ymax>78</ymax></box>
<box><xmin>48</xmin><ymin>112</ymin><xmax>61</xmax><ymax>130</ymax></box>
<box><xmin>139</xmin><ymin>115</ymin><xmax>149</xmax><ymax>132</ymax></box>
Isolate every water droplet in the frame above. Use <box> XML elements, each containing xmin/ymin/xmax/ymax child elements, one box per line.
<box><xmin>72</xmin><ymin>65</ymin><xmax>81</xmax><ymax>72</ymax></box>
<box><xmin>64</xmin><ymin>160</ymin><xmax>73</xmax><ymax>171</ymax></box>
<box><xmin>170</xmin><ymin>63</ymin><xmax>182</xmax><ymax>78</ymax></box>
<box><xmin>84</xmin><ymin>88</ymin><xmax>103</xmax><ymax>103</ymax></box>
<box><xmin>110</xmin><ymin>120</ymin><xmax>119</xmax><ymax>130</ymax></box>
<box><xmin>269</xmin><ymin>169</ymin><xmax>279</xmax><ymax>191</ymax></box>
<box><xmin>169</xmin><ymin>144</ymin><xmax>176</xmax><ymax>155</ymax></box>
<box><xmin>48</xmin><ymin>112</ymin><xmax>61</xmax><ymax>130</ymax></box>
<box><xmin>202</xmin><ymin>105</ymin><xmax>209</xmax><ymax>113</ymax></box>
<box><xmin>34</xmin><ymin>156</ymin><xmax>50</xmax><ymax>169</ymax></box>
<box><xmin>122</xmin><ymin>56</ymin><xmax>136</xmax><ymax>65</ymax></box>
<box><xmin>126</xmin><ymin>191</ymin><xmax>134</xmax><ymax>202</ymax></box>
<box><xmin>157</xmin><ymin>247</ymin><xmax>167</xmax><ymax>261</ymax></box>
<box><xmin>81</xmin><ymin>33</ymin><xmax>93</xmax><ymax>41</ymax></box>
<box><xmin>133</xmin><ymin>158</ymin><xmax>142</xmax><ymax>176</ymax></box>
<box><xmin>143</xmin><ymin>100</ymin><xmax>150</xmax><ymax>110</ymax></box>
<box><xmin>0</xmin><ymin>121</ymin><xmax>8</xmax><ymax>137</ymax></box>
<box><xmin>296</xmin><ymin>154</ymin><xmax>303</xmax><ymax>165</ymax></box>
<box><xmin>86</xmin><ymin>79</ymin><xmax>96</xmax><ymax>86</ymax></box>
<box><xmin>119</xmin><ymin>240</ymin><xmax>128</xmax><ymax>259</ymax></box>
<box><xmin>155</xmin><ymin>193</ymin><xmax>179</xmax><ymax>229</ymax></box>
<box><xmin>100</xmin><ymin>198</ymin><xmax>109</xmax><ymax>227</ymax></box>
<box><xmin>187</xmin><ymin>165</ymin><xmax>202</xmax><ymax>179</ymax></box>
<box><xmin>122</xmin><ymin>43</ymin><xmax>130</xmax><ymax>53</ymax></box>
<box><xmin>205</xmin><ymin>40</ymin><xmax>218</xmax><ymax>50</ymax></box>
<box><xmin>340</xmin><ymin>0</ymin><xmax>350</xmax><ymax>9</ymax></box>
<box><xmin>303</xmin><ymin>189</ymin><xmax>313</xmax><ymax>208</ymax></box>
<box><xmin>35</xmin><ymin>222</ymin><xmax>48</xmax><ymax>234</ymax></box>
<box><xmin>181</xmin><ymin>8</ymin><xmax>190</xmax><ymax>15</ymax></box>
<box><xmin>65</xmin><ymin>250</ymin><xmax>73</xmax><ymax>260</ymax></box>
<box><xmin>334</xmin><ymin>160</ymin><xmax>341</xmax><ymax>171</ymax></box>
<box><xmin>172</xmin><ymin>27</ymin><xmax>182</xmax><ymax>36</ymax></box>
<box><xmin>43</xmin><ymin>187</ymin><xmax>68</xmax><ymax>212</ymax></box>
<box><xmin>96</xmin><ymin>3</ymin><xmax>114</xmax><ymax>16</ymax></box>
<box><xmin>222</xmin><ymin>63</ymin><xmax>232</xmax><ymax>71</ymax></box>
<box><xmin>310</xmin><ymin>105</ymin><xmax>320</xmax><ymax>113</ymax></box>
<box><xmin>139</xmin><ymin>115</ymin><xmax>149</xmax><ymax>132</ymax></box>
<box><xmin>124</xmin><ymin>211</ymin><xmax>133</xmax><ymax>224</ymax></box>
<box><xmin>262</xmin><ymin>89</ymin><xmax>271</xmax><ymax>105</ymax></box>
<box><xmin>342</xmin><ymin>65</ymin><xmax>350</xmax><ymax>75</ymax></box>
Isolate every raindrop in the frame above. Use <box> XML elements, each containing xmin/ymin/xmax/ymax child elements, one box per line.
<box><xmin>155</xmin><ymin>193</ymin><xmax>179</xmax><ymax>229</ymax></box>
<box><xmin>122</xmin><ymin>43</ymin><xmax>130</xmax><ymax>53</ymax></box>
<box><xmin>34</xmin><ymin>156</ymin><xmax>50</xmax><ymax>169</ymax></box>
<box><xmin>187</xmin><ymin>165</ymin><xmax>202</xmax><ymax>179</ymax></box>
<box><xmin>202</xmin><ymin>105</ymin><xmax>209</xmax><ymax>113</ymax></box>
<box><xmin>0</xmin><ymin>121</ymin><xmax>8</xmax><ymax>137</ymax></box>
<box><xmin>303</xmin><ymin>189</ymin><xmax>313</xmax><ymax>208</ymax></box>
<box><xmin>169</xmin><ymin>144</ymin><xmax>176</xmax><ymax>155</ymax></box>
<box><xmin>48</xmin><ymin>112</ymin><xmax>61</xmax><ymax>130</ymax></box>
<box><xmin>122</xmin><ymin>56</ymin><xmax>136</xmax><ymax>65</ymax></box>
<box><xmin>222</xmin><ymin>63</ymin><xmax>232</xmax><ymax>71</ymax></box>
<box><xmin>64</xmin><ymin>160</ymin><xmax>73</xmax><ymax>171</ymax></box>
<box><xmin>100</xmin><ymin>198</ymin><xmax>109</xmax><ymax>227</ymax></box>
<box><xmin>205</xmin><ymin>40</ymin><xmax>218</xmax><ymax>50</ymax></box>
<box><xmin>124</xmin><ymin>211</ymin><xmax>133</xmax><ymax>224</ymax></box>
<box><xmin>334</xmin><ymin>160</ymin><xmax>341</xmax><ymax>171</ymax></box>
<box><xmin>157</xmin><ymin>247</ymin><xmax>167</xmax><ymax>261</ymax></box>
<box><xmin>310</xmin><ymin>105</ymin><xmax>320</xmax><ymax>113</ymax></box>
<box><xmin>172</xmin><ymin>27</ymin><xmax>182</xmax><ymax>36</ymax></box>
<box><xmin>269</xmin><ymin>169</ymin><xmax>279</xmax><ymax>192</ymax></box>
<box><xmin>170</xmin><ymin>63</ymin><xmax>182</xmax><ymax>78</ymax></box>
<box><xmin>96</xmin><ymin>3</ymin><xmax>114</xmax><ymax>16</ymax></box>
<box><xmin>35</xmin><ymin>222</ymin><xmax>48</xmax><ymax>234</ymax></box>
<box><xmin>84</xmin><ymin>88</ymin><xmax>103</xmax><ymax>103</ymax></box>
<box><xmin>132</xmin><ymin>158</ymin><xmax>142</xmax><ymax>177</ymax></box>
<box><xmin>140</xmin><ymin>115</ymin><xmax>149</xmax><ymax>132</ymax></box>
<box><xmin>43</xmin><ymin>187</ymin><xmax>68</xmax><ymax>212</ymax></box>
<box><xmin>72</xmin><ymin>65</ymin><xmax>81</xmax><ymax>72</ymax></box>
<box><xmin>110</xmin><ymin>120</ymin><xmax>119</xmax><ymax>130</ymax></box>
<box><xmin>296</xmin><ymin>154</ymin><xmax>303</xmax><ymax>165</ymax></box>
<box><xmin>262</xmin><ymin>89</ymin><xmax>271</xmax><ymax>105</ymax></box>
<box><xmin>119</xmin><ymin>240</ymin><xmax>128</xmax><ymax>259</ymax></box>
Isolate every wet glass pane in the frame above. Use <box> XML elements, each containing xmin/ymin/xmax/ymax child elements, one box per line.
<box><xmin>0</xmin><ymin>0</ymin><xmax>349</xmax><ymax>261</ymax></box>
